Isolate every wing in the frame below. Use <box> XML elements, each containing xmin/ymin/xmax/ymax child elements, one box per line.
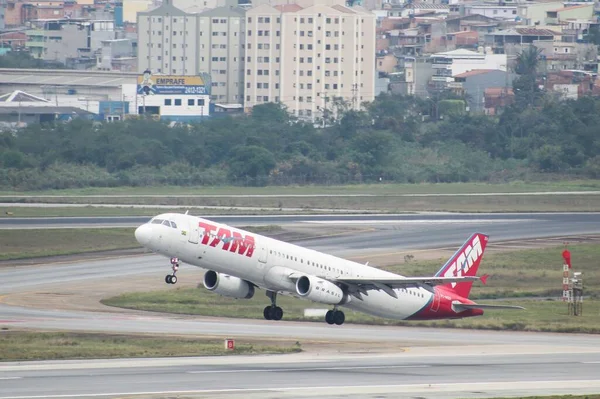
<box><xmin>334</xmin><ymin>276</ymin><xmax>481</xmax><ymax>299</ymax></box>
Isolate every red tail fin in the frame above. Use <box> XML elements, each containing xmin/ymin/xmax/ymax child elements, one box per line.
<box><xmin>434</xmin><ymin>233</ymin><xmax>489</xmax><ymax>298</ymax></box>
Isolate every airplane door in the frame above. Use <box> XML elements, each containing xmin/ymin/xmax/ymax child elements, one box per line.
<box><xmin>257</xmin><ymin>243</ymin><xmax>268</xmax><ymax>271</ymax></box>
<box><xmin>188</xmin><ymin>221</ymin><xmax>199</xmax><ymax>244</ymax></box>
<box><xmin>431</xmin><ymin>291</ymin><xmax>441</xmax><ymax>312</ymax></box>
<box><xmin>258</xmin><ymin>245</ymin><xmax>268</xmax><ymax>263</ymax></box>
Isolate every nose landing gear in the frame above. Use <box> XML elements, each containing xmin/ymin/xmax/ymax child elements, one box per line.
<box><xmin>165</xmin><ymin>257</ymin><xmax>179</xmax><ymax>284</ymax></box>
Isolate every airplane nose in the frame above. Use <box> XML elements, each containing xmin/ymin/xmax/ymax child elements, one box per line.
<box><xmin>135</xmin><ymin>224</ymin><xmax>153</xmax><ymax>246</ymax></box>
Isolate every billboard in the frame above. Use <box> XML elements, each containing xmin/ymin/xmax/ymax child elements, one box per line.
<box><xmin>137</xmin><ymin>73</ymin><xmax>209</xmax><ymax>95</ymax></box>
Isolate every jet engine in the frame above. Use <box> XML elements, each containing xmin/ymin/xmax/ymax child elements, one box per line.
<box><xmin>296</xmin><ymin>275</ymin><xmax>350</xmax><ymax>305</ymax></box>
<box><xmin>203</xmin><ymin>270</ymin><xmax>255</xmax><ymax>299</ymax></box>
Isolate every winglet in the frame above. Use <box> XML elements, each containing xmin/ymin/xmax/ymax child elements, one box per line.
<box><xmin>480</xmin><ymin>274</ymin><xmax>489</xmax><ymax>285</ymax></box>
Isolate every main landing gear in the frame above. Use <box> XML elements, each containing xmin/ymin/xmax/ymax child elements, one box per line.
<box><xmin>325</xmin><ymin>308</ymin><xmax>345</xmax><ymax>325</ymax></box>
<box><xmin>263</xmin><ymin>290</ymin><xmax>284</xmax><ymax>321</ymax></box>
<box><xmin>165</xmin><ymin>257</ymin><xmax>179</xmax><ymax>285</ymax></box>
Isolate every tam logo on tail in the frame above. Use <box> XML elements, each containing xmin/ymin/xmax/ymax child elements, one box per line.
<box><xmin>436</xmin><ymin>233</ymin><xmax>488</xmax><ymax>298</ymax></box>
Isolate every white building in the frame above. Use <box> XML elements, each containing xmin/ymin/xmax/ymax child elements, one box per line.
<box><xmin>130</xmin><ymin>74</ymin><xmax>211</xmax><ymax>121</ymax></box>
<box><xmin>244</xmin><ymin>0</ymin><xmax>376</xmax><ymax>121</ymax></box>
<box><xmin>463</xmin><ymin>2</ymin><xmax>519</xmax><ymax>20</ymax></box>
<box><xmin>430</xmin><ymin>49</ymin><xmax>507</xmax><ymax>86</ymax></box>
<box><xmin>137</xmin><ymin>1</ymin><xmax>245</xmax><ymax>104</ymax></box>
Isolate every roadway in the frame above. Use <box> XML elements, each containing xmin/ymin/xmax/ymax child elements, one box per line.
<box><xmin>1</xmin><ymin>213</ymin><xmax>600</xmax><ymax>398</ymax></box>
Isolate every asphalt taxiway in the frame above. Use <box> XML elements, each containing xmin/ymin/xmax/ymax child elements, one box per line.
<box><xmin>1</xmin><ymin>213</ymin><xmax>600</xmax><ymax>398</ymax></box>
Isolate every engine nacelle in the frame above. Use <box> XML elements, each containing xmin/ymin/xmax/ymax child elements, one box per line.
<box><xmin>203</xmin><ymin>270</ymin><xmax>255</xmax><ymax>299</ymax></box>
<box><xmin>296</xmin><ymin>275</ymin><xmax>349</xmax><ymax>305</ymax></box>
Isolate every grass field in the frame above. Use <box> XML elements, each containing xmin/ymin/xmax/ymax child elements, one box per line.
<box><xmin>3</xmin><ymin>180</ymin><xmax>600</xmax><ymax>196</ymax></box>
<box><xmin>102</xmin><ymin>243</ymin><xmax>600</xmax><ymax>333</ymax></box>
<box><xmin>0</xmin><ymin>226</ymin><xmax>284</xmax><ymax>261</ymax></box>
<box><xmin>3</xmin><ymin>193</ymin><xmax>600</xmax><ymax>213</ymax></box>
<box><xmin>0</xmin><ymin>331</ymin><xmax>302</xmax><ymax>361</ymax></box>
<box><xmin>0</xmin><ymin>206</ymin><xmax>344</xmax><ymax>218</ymax></box>
<box><xmin>0</xmin><ymin>228</ymin><xmax>139</xmax><ymax>260</ymax></box>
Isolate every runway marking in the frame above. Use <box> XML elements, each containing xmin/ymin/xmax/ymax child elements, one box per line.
<box><xmin>0</xmin><ymin>377</ymin><xmax>21</xmax><ymax>380</ymax></box>
<box><xmin>582</xmin><ymin>361</ymin><xmax>600</xmax><ymax>364</ymax></box>
<box><xmin>186</xmin><ymin>365</ymin><xmax>429</xmax><ymax>374</ymax></box>
<box><xmin>2</xmin><ymin>379</ymin><xmax>600</xmax><ymax>399</ymax></box>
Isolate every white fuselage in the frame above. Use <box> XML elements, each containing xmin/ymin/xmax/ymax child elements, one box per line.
<box><xmin>142</xmin><ymin>213</ymin><xmax>437</xmax><ymax>320</ymax></box>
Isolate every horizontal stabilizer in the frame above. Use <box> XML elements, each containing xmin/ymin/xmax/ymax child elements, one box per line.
<box><xmin>453</xmin><ymin>302</ymin><xmax>525</xmax><ymax>312</ymax></box>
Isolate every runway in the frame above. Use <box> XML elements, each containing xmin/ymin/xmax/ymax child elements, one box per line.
<box><xmin>1</xmin><ymin>351</ymin><xmax>600</xmax><ymax>398</ymax></box>
<box><xmin>1</xmin><ymin>213</ymin><xmax>600</xmax><ymax>398</ymax></box>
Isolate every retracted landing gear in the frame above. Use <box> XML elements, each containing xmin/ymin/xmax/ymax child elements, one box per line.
<box><xmin>263</xmin><ymin>290</ymin><xmax>284</xmax><ymax>321</ymax></box>
<box><xmin>165</xmin><ymin>257</ymin><xmax>179</xmax><ymax>285</ymax></box>
<box><xmin>325</xmin><ymin>308</ymin><xmax>345</xmax><ymax>325</ymax></box>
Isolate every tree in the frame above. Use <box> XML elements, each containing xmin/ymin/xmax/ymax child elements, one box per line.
<box><xmin>513</xmin><ymin>45</ymin><xmax>544</xmax><ymax>107</ymax></box>
<box><xmin>227</xmin><ymin>145</ymin><xmax>276</xmax><ymax>186</ymax></box>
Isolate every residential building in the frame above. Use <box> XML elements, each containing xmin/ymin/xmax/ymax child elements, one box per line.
<box><xmin>137</xmin><ymin>1</ymin><xmax>245</xmax><ymax>104</ymax></box>
<box><xmin>485</xmin><ymin>28</ymin><xmax>559</xmax><ymax>56</ymax></box>
<box><xmin>124</xmin><ymin>0</ymin><xmax>153</xmax><ymax>23</ymax></box>
<box><xmin>515</xmin><ymin>1</ymin><xmax>562</xmax><ymax>26</ymax></box>
<box><xmin>97</xmin><ymin>38</ymin><xmax>137</xmax><ymax>72</ymax></box>
<box><xmin>534</xmin><ymin>40</ymin><xmax>597</xmax><ymax>72</ymax></box>
<box><xmin>462</xmin><ymin>1</ymin><xmax>519</xmax><ymax>21</ymax></box>
<box><xmin>484</xmin><ymin>87</ymin><xmax>513</xmax><ymax>115</ymax></box>
<box><xmin>545</xmin><ymin>4</ymin><xmax>593</xmax><ymax>25</ymax></box>
<box><xmin>197</xmin><ymin>6</ymin><xmax>245</xmax><ymax>104</ymax></box>
<box><xmin>452</xmin><ymin>69</ymin><xmax>514</xmax><ymax>112</ymax></box>
<box><xmin>174</xmin><ymin>0</ymin><xmax>238</xmax><ymax>13</ymax></box>
<box><xmin>244</xmin><ymin>0</ymin><xmax>376</xmax><ymax>121</ymax></box>
<box><xmin>137</xmin><ymin>3</ymin><xmax>196</xmax><ymax>76</ymax></box>
<box><xmin>429</xmin><ymin>49</ymin><xmax>507</xmax><ymax>91</ymax></box>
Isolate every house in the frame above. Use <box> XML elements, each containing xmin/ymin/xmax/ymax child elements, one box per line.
<box><xmin>453</xmin><ymin>69</ymin><xmax>515</xmax><ymax>112</ymax></box>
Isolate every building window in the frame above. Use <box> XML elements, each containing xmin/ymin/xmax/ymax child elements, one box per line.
<box><xmin>164</xmin><ymin>99</ymin><xmax>172</xmax><ymax>106</ymax></box>
<box><xmin>188</xmin><ymin>99</ymin><xmax>194</xmax><ymax>106</ymax></box>
<box><xmin>175</xmin><ymin>99</ymin><xmax>182</xmax><ymax>106</ymax></box>
<box><xmin>198</xmin><ymin>99</ymin><xmax>205</xmax><ymax>106</ymax></box>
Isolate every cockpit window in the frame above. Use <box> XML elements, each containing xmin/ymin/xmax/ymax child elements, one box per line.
<box><xmin>151</xmin><ymin>219</ymin><xmax>164</xmax><ymax>224</ymax></box>
<box><xmin>170</xmin><ymin>221</ymin><xmax>177</xmax><ymax>228</ymax></box>
<box><xmin>162</xmin><ymin>220</ymin><xmax>171</xmax><ymax>226</ymax></box>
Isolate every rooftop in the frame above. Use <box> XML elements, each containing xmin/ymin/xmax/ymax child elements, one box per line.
<box><xmin>0</xmin><ymin>68</ymin><xmax>137</xmax><ymax>87</ymax></box>
<box><xmin>454</xmin><ymin>69</ymin><xmax>498</xmax><ymax>78</ymax></box>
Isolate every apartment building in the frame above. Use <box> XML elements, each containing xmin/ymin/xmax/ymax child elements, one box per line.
<box><xmin>137</xmin><ymin>4</ymin><xmax>198</xmax><ymax>76</ymax></box>
<box><xmin>137</xmin><ymin>1</ymin><xmax>245</xmax><ymax>104</ymax></box>
<box><xmin>244</xmin><ymin>0</ymin><xmax>376</xmax><ymax>121</ymax></box>
<box><xmin>197</xmin><ymin>7</ymin><xmax>245</xmax><ymax>104</ymax></box>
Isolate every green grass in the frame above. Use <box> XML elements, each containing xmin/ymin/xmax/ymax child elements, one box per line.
<box><xmin>0</xmin><ymin>225</ymin><xmax>283</xmax><ymax>261</ymax></box>
<box><xmin>103</xmin><ymin>243</ymin><xmax>600</xmax><ymax>333</ymax></box>
<box><xmin>0</xmin><ymin>228</ymin><xmax>139</xmax><ymax>260</ymax></box>
<box><xmin>0</xmin><ymin>331</ymin><xmax>302</xmax><ymax>361</ymax></box>
<box><xmin>3</xmin><ymin>179</ymin><xmax>600</xmax><ymax>196</ymax></box>
<box><xmin>3</xmin><ymin>193</ymin><xmax>600</xmax><ymax>213</ymax></box>
<box><xmin>0</xmin><ymin>206</ymin><xmax>345</xmax><ymax>218</ymax></box>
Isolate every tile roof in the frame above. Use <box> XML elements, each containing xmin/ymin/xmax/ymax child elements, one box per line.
<box><xmin>454</xmin><ymin>69</ymin><xmax>497</xmax><ymax>78</ymax></box>
<box><xmin>274</xmin><ymin>4</ymin><xmax>303</xmax><ymax>12</ymax></box>
<box><xmin>514</xmin><ymin>28</ymin><xmax>561</xmax><ymax>35</ymax></box>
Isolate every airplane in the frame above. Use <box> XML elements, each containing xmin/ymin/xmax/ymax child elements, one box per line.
<box><xmin>134</xmin><ymin>213</ymin><xmax>523</xmax><ymax>325</ymax></box>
